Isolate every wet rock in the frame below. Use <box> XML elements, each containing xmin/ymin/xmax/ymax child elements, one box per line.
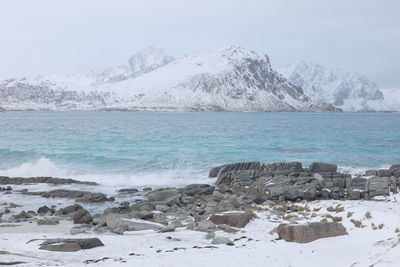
<box><xmin>210</xmin><ymin>210</ymin><xmax>253</xmax><ymax>228</ymax></box>
<box><xmin>181</xmin><ymin>184</ymin><xmax>215</xmax><ymax>196</ymax></box>
<box><xmin>277</xmin><ymin>222</ymin><xmax>347</xmax><ymax>243</ymax></box>
<box><xmin>72</xmin><ymin>209</ymin><xmax>92</xmax><ymax>224</ymax></box>
<box><xmin>36</xmin><ymin>238</ymin><xmax>104</xmax><ymax>252</ymax></box>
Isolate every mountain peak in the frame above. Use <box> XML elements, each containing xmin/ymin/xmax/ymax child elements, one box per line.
<box><xmin>128</xmin><ymin>47</ymin><xmax>174</xmax><ymax>75</ymax></box>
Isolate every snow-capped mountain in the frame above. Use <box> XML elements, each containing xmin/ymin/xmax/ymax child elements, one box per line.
<box><xmin>279</xmin><ymin>61</ymin><xmax>387</xmax><ymax>111</ymax></box>
<box><xmin>0</xmin><ymin>47</ymin><xmax>339</xmax><ymax>112</ymax></box>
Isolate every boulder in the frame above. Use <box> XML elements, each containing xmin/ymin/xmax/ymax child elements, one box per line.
<box><xmin>209</xmin><ymin>161</ymin><xmax>261</xmax><ymax>178</ymax></box>
<box><xmin>366</xmin><ymin>177</ymin><xmax>390</xmax><ymax>198</ymax></box>
<box><xmin>37</xmin><ymin>238</ymin><xmax>104</xmax><ymax>252</ymax></box>
<box><xmin>146</xmin><ymin>188</ymin><xmax>181</xmax><ymax>205</ymax></box>
<box><xmin>55</xmin><ymin>204</ymin><xmax>83</xmax><ymax>215</ymax></box>
<box><xmin>309</xmin><ymin>162</ymin><xmax>337</xmax><ymax>173</ymax></box>
<box><xmin>277</xmin><ymin>222</ymin><xmax>347</xmax><ymax>243</ymax></box>
<box><xmin>72</xmin><ymin>209</ymin><xmax>93</xmax><ymax>224</ymax></box>
<box><xmin>37</xmin><ymin>205</ymin><xmax>52</xmax><ymax>214</ymax></box>
<box><xmin>209</xmin><ymin>210</ymin><xmax>253</xmax><ymax>228</ymax></box>
<box><xmin>181</xmin><ymin>184</ymin><xmax>215</xmax><ymax>196</ymax></box>
<box><xmin>105</xmin><ymin>214</ymin><xmax>164</xmax><ymax>233</ymax></box>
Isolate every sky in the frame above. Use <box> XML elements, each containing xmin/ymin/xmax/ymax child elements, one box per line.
<box><xmin>0</xmin><ymin>0</ymin><xmax>399</xmax><ymax>88</ymax></box>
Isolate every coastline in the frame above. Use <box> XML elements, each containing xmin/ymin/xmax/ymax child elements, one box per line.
<box><xmin>1</xmin><ymin>161</ymin><xmax>400</xmax><ymax>266</ymax></box>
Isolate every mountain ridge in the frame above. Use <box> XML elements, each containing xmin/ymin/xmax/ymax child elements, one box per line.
<box><xmin>0</xmin><ymin>47</ymin><xmax>339</xmax><ymax>112</ymax></box>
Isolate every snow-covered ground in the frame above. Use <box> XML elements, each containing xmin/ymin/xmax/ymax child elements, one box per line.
<box><xmin>1</xmin><ymin>196</ymin><xmax>400</xmax><ymax>266</ymax></box>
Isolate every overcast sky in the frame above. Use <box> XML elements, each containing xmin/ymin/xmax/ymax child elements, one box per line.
<box><xmin>1</xmin><ymin>0</ymin><xmax>399</xmax><ymax>88</ymax></box>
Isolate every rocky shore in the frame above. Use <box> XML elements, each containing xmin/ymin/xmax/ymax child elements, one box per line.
<box><xmin>1</xmin><ymin>161</ymin><xmax>400</xmax><ymax>266</ymax></box>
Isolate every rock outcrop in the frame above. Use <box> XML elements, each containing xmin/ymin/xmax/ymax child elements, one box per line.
<box><xmin>277</xmin><ymin>222</ymin><xmax>348</xmax><ymax>243</ymax></box>
<box><xmin>211</xmin><ymin>161</ymin><xmax>400</xmax><ymax>201</ymax></box>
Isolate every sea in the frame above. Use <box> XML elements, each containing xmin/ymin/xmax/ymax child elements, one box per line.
<box><xmin>0</xmin><ymin>111</ymin><xmax>399</xmax><ymax>188</ymax></box>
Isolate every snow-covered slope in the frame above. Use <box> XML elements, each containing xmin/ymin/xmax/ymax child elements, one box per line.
<box><xmin>0</xmin><ymin>47</ymin><xmax>338</xmax><ymax>112</ymax></box>
<box><xmin>279</xmin><ymin>61</ymin><xmax>388</xmax><ymax>111</ymax></box>
<box><xmin>381</xmin><ymin>89</ymin><xmax>400</xmax><ymax>111</ymax></box>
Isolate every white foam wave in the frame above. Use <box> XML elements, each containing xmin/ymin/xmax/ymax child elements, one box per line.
<box><xmin>0</xmin><ymin>157</ymin><xmax>210</xmax><ymax>188</ymax></box>
<box><xmin>0</xmin><ymin>157</ymin><xmax>69</xmax><ymax>178</ymax></box>
<box><xmin>338</xmin><ymin>164</ymin><xmax>392</xmax><ymax>176</ymax></box>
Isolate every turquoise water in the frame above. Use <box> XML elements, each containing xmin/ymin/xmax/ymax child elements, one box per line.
<box><xmin>0</xmin><ymin>111</ymin><xmax>399</xmax><ymax>186</ymax></box>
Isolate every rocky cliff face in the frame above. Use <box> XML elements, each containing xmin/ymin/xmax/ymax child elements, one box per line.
<box><xmin>0</xmin><ymin>47</ymin><xmax>339</xmax><ymax>111</ymax></box>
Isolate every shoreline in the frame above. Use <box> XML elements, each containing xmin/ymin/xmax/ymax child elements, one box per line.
<box><xmin>1</xmin><ymin>161</ymin><xmax>400</xmax><ymax>266</ymax></box>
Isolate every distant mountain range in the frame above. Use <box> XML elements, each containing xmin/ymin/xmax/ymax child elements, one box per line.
<box><xmin>0</xmin><ymin>46</ymin><xmax>397</xmax><ymax>112</ymax></box>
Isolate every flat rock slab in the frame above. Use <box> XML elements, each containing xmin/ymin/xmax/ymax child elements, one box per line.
<box><xmin>0</xmin><ymin>176</ymin><xmax>96</xmax><ymax>185</ymax></box>
<box><xmin>31</xmin><ymin>238</ymin><xmax>104</xmax><ymax>252</ymax></box>
<box><xmin>277</xmin><ymin>222</ymin><xmax>348</xmax><ymax>243</ymax></box>
<box><xmin>210</xmin><ymin>210</ymin><xmax>253</xmax><ymax>228</ymax></box>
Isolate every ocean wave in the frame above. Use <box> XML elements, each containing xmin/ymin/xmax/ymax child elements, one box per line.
<box><xmin>0</xmin><ymin>157</ymin><xmax>209</xmax><ymax>187</ymax></box>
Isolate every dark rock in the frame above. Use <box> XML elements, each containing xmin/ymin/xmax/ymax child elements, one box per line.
<box><xmin>0</xmin><ymin>176</ymin><xmax>97</xmax><ymax>185</ymax></box>
<box><xmin>181</xmin><ymin>184</ymin><xmax>215</xmax><ymax>196</ymax></box>
<box><xmin>209</xmin><ymin>161</ymin><xmax>261</xmax><ymax>178</ymax></box>
<box><xmin>118</xmin><ymin>188</ymin><xmax>139</xmax><ymax>194</ymax></box>
<box><xmin>146</xmin><ymin>188</ymin><xmax>181</xmax><ymax>205</ymax></box>
<box><xmin>32</xmin><ymin>189</ymin><xmax>112</xmax><ymax>203</ymax></box>
<box><xmin>277</xmin><ymin>222</ymin><xmax>348</xmax><ymax>243</ymax></box>
<box><xmin>262</xmin><ymin>162</ymin><xmax>304</xmax><ymax>173</ymax></box>
<box><xmin>55</xmin><ymin>204</ymin><xmax>84</xmax><ymax>215</ymax></box>
<box><xmin>72</xmin><ymin>209</ymin><xmax>93</xmax><ymax>224</ymax></box>
<box><xmin>309</xmin><ymin>162</ymin><xmax>337</xmax><ymax>173</ymax></box>
<box><xmin>209</xmin><ymin>210</ymin><xmax>253</xmax><ymax>228</ymax></box>
<box><xmin>37</xmin><ymin>206</ymin><xmax>52</xmax><ymax>214</ymax></box>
